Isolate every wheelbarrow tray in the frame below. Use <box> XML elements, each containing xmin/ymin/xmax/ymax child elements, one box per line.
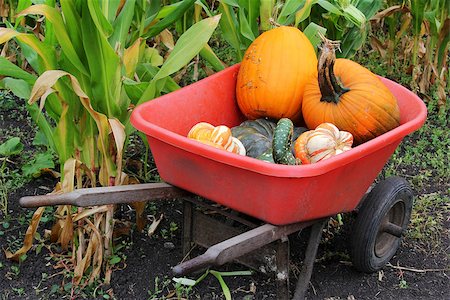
<box><xmin>131</xmin><ymin>64</ymin><xmax>427</xmax><ymax>225</ymax></box>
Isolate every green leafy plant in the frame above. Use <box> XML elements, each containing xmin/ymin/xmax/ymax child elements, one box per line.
<box><xmin>0</xmin><ymin>137</ymin><xmax>24</xmax><ymax>215</ymax></box>
<box><xmin>216</xmin><ymin>0</ymin><xmax>382</xmax><ymax>59</ymax></box>
<box><xmin>173</xmin><ymin>269</ymin><xmax>253</xmax><ymax>300</ymax></box>
<box><xmin>0</xmin><ymin>0</ymin><xmax>221</xmax><ymax>287</ymax></box>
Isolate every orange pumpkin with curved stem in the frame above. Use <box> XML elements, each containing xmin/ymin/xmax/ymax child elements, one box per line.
<box><xmin>236</xmin><ymin>26</ymin><xmax>317</xmax><ymax>122</ymax></box>
<box><xmin>302</xmin><ymin>39</ymin><xmax>400</xmax><ymax>145</ymax></box>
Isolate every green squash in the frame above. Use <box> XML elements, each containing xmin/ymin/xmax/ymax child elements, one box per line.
<box><xmin>231</xmin><ymin>118</ymin><xmax>307</xmax><ymax>162</ymax></box>
<box><xmin>272</xmin><ymin>118</ymin><xmax>300</xmax><ymax>165</ymax></box>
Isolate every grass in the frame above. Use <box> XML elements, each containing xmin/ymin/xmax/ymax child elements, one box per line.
<box><xmin>406</xmin><ymin>193</ymin><xmax>450</xmax><ymax>253</ymax></box>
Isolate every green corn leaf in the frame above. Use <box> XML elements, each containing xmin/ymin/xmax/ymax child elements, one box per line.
<box><xmin>152</xmin><ymin>14</ymin><xmax>221</xmax><ymax>82</ymax></box>
<box><xmin>221</xmin><ymin>0</ymin><xmax>239</xmax><ymax>6</ymax></box>
<box><xmin>278</xmin><ymin>0</ymin><xmax>305</xmax><ymax>25</ymax></box>
<box><xmin>42</xmin><ymin>0</ymin><xmax>57</xmax><ymax>47</ymax></box>
<box><xmin>0</xmin><ymin>28</ymin><xmax>57</xmax><ymax>71</ymax></box>
<box><xmin>411</xmin><ymin>0</ymin><xmax>426</xmax><ymax>37</ymax></box>
<box><xmin>295</xmin><ymin>0</ymin><xmax>318</xmax><ymax>27</ymax></box>
<box><xmin>209</xmin><ymin>271</ymin><xmax>231</xmax><ymax>300</ymax></box>
<box><xmin>87</xmin><ymin>0</ymin><xmax>114</xmax><ymax>38</ymax></box>
<box><xmin>317</xmin><ymin>0</ymin><xmax>341</xmax><ymax>15</ymax></box>
<box><xmin>143</xmin><ymin>0</ymin><xmax>196</xmax><ymax>38</ymax></box>
<box><xmin>341</xmin><ymin>4</ymin><xmax>366</xmax><ymax>28</ymax></box>
<box><xmin>213</xmin><ymin>270</ymin><xmax>253</xmax><ymax>276</ymax></box>
<box><xmin>303</xmin><ymin>22</ymin><xmax>327</xmax><ymax>51</ymax></box>
<box><xmin>246</xmin><ymin>0</ymin><xmax>260</xmax><ymax>36</ymax></box>
<box><xmin>17</xmin><ymin>5</ymin><xmax>89</xmax><ymax>75</ymax></box>
<box><xmin>27</xmin><ymin>103</ymin><xmax>56</xmax><ymax>151</ymax></box>
<box><xmin>109</xmin><ymin>0</ymin><xmax>136</xmax><ymax>49</ymax></box>
<box><xmin>59</xmin><ymin>0</ymin><xmax>84</xmax><ymax>62</ymax></box>
<box><xmin>14</xmin><ymin>0</ymin><xmax>32</xmax><ymax>28</ymax></box>
<box><xmin>339</xmin><ymin>26</ymin><xmax>366</xmax><ymax>58</ymax></box>
<box><xmin>238</xmin><ymin>7</ymin><xmax>256</xmax><ymax>44</ymax></box>
<box><xmin>0</xmin><ymin>78</ymin><xmax>32</xmax><ymax>99</ymax></box>
<box><xmin>123</xmin><ymin>79</ymin><xmax>149</xmax><ymax>104</ymax></box>
<box><xmin>136</xmin><ymin>64</ymin><xmax>180</xmax><ymax>92</ymax></box>
<box><xmin>0</xmin><ymin>29</ymin><xmax>63</xmax><ymax>119</ymax></box>
<box><xmin>14</xmin><ymin>38</ymin><xmax>42</xmax><ymax>75</ymax></box>
<box><xmin>81</xmin><ymin>3</ymin><xmax>121</xmax><ymax>117</ymax></box>
<box><xmin>0</xmin><ymin>56</ymin><xmax>36</xmax><ymax>84</ymax></box>
<box><xmin>102</xmin><ymin>0</ymin><xmax>121</xmax><ymax>22</ymax></box>
<box><xmin>137</xmin><ymin>80</ymin><xmax>157</xmax><ymax>105</ymax></box>
<box><xmin>142</xmin><ymin>47</ymin><xmax>164</xmax><ymax>67</ymax></box>
<box><xmin>219</xmin><ymin>3</ymin><xmax>243</xmax><ymax>60</ymax></box>
<box><xmin>0</xmin><ymin>138</ymin><xmax>24</xmax><ymax>157</ymax></box>
<box><xmin>53</xmin><ymin>103</ymin><xmax>75</xmax><ymax>164</ymax></box>
<box><xmin>355</xmin><ymin>0</ymin><xmax>382</xmax><ymax>19</ymax></box>
<box><xmin>199</xmin><ymin>44</ymin><xmax>226</xmax><ymax>72</ymax></box>
<box><xmin>136</xmin><ymin>77</ymin><xmax>169</xmax><ymax>106</ymax></box>
<box><xmin>155</xmin><ymin>1</ymin><xmax>183</xmax><ymax>19</ymax></box>
<box><xmin>144</xmin><ymin>0</ymin><xmax>162</xmax><ymax>26</ymax></box>
<box><xmin>195</xmin><ymin>0</ymin><xmax>213</xmax><ymax>17</ymax></box>
<box><xmin>260</xmin><ymin>0</ymin><xmax>274</xmax><ymax>31</ymax></box>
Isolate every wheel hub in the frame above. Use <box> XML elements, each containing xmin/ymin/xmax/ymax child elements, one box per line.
<box><xmin>374</xmin><ymin>200</ymin><xmax>405</xmax><ymax>258</ymax></box>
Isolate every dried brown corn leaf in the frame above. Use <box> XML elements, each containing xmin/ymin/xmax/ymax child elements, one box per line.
<box><xmin>4</xmin><ymin>207</ymin><xmax>45</xmax><ymax>261</ymax></box>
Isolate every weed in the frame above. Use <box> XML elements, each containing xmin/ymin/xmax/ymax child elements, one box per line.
<box><xmin>0</xmin><ymin>91</ymin><xmax>18</xmax><ymax>110</ymax></box>
<box><xmin>399</xmin><ymin>279</ymin><xmax>408</xmax><ymax>289</ymax></box>
<box><xmin>169</xmin><ymin>221</ymin><xmax>179</xmax><ymax>236</ymax></box>
<box><xmin>405</xmin><ymin>193</ymin><xmax>449</xmax><ymax>253</ymax></box>
<box><xmin>7</xmin><ymin>264</ymin><xmax>20</xmax><ymax>278</ymax></box>
<box><xmin>0</xmin><ymin>176</ymin><xmax>7</xmax><ymax>216</ymax></box>
<box><xmin>11</xmin><ymin>287</ymin><xmax>25</xmax><ymax>296</ymax></box>
<box><xmin>147</xmin><ymin>276</ymin><xmax>173</xmax><ymax>300</ymax></box>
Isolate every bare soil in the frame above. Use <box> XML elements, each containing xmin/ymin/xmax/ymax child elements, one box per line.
<box><xmin>1</xmin><ymin>97</ymin><xmax>449</xmax><ymax>300</ymax></box>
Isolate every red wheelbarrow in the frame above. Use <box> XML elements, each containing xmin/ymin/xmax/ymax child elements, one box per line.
<box><xmin>20</xmin><ymin>64</ymin><xmax>427</xmax><ymax>299</ymax></box>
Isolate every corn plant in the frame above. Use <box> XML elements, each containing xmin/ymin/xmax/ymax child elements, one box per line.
<box><xmin>0</xmin><ymin>0</ymin><xmax>220</xmax><ymax>286</ymax></box>
<box><xmin>216</xmin><ymin>0</ymin><xmax>382</xmax><ymax>59</ymax></box>
<box><xmin>370</xmin><ymin>0</ymin><xmax>449</xmax><ymax>109</ymax></box>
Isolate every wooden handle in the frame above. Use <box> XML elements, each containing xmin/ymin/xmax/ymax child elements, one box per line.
<box><xmin>19</xmin><ymin>182</ymin><xmax>189</xmax><ymax>208</ymax></box>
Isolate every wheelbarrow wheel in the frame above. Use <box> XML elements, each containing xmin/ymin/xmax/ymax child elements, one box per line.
<box><xmin>351</xmin><ymin>176</ymin><xmax>413</xmax><ymax>273</ymax></box>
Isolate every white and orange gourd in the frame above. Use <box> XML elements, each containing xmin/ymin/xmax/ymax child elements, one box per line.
<box><xmin>294</xmin><ymin>123</ymin><xmax>353</xmax><ymax>164</ymax></box>
<box><xmin>187</xmin><ymin>122</ymin><xmax>246</xmax><ymax>155</ymax></box>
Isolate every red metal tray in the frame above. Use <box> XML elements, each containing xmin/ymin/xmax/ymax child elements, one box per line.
<box><xmin>131</xmin><ymin>64</ymin><xmax>427</xmax><ymax>225</ymax></box>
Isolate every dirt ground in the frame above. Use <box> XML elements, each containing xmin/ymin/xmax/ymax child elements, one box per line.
<box><xmin>1</xmin><ymin>174</ymin><xmax>449</xmax><ymax>299</ymax></box>
<box><xmin>0</xmin><ymin>96</ymin><xmax>449</xmax><ymax>299</ymax></box>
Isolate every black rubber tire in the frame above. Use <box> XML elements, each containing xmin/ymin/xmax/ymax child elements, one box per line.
<box><xmin>351</xmin><ymin>176</ymin><xmax>413</xmax><ymax>273</ymax></box>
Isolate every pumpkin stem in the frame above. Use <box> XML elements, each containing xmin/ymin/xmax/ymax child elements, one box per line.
<box><xmin>318</xmin><ymin>38</ymin><xmax>350</xmax><ymax>103</ymax></box>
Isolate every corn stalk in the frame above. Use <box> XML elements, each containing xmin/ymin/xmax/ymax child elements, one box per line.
<box><xmin>370</xmin><ymin>0</ymin><xmax>449</xmax><ymax>109</ymax></box>
<box><xmin>0</xmin><ymin>0</ymin><xmax>220</xmax><ymax>286</ymax></box>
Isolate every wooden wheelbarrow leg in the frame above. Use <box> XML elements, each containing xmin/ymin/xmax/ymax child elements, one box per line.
<box><xmin>19</xmin><ymin>182</ymin><xmax>189</xmax><ymax>207</ymax></box>
<box><xmin>172</xmin><ymin>219</ymin><xmax>322</xmax><ymax>276</ymax></box>
<box><xmin>292</xmin><ymin>218</ymin><xmax>329</xmax><ymax>300</ymax></box>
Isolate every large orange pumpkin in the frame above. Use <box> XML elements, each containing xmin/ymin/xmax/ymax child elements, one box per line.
<box><xmin>302</xmin><ymin>39</ymin><xmax>400</xmax><ymax>145</ymax></box>
<box><xmin>236</xmin><ymin>26</ymin><xmax>317</xmax><ymax>122</ymax></box>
